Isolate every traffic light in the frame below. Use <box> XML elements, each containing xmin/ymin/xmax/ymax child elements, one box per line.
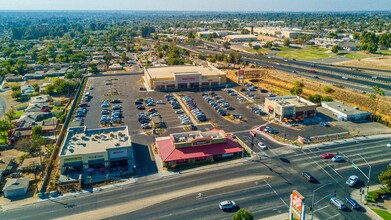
<box><xmin>334</xmin><ymin>190</ymin><xmax>337</xmax><ymax>196</ymax></box>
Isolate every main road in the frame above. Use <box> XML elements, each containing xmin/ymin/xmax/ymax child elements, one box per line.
<box><xmin>1</xmin><ymin>137</ymin><xmax>390</xmax><ymax>220</ymax></box>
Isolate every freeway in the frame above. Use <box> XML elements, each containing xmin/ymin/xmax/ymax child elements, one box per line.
<box><xmin>178</xmin><ymin>43</ymin><xmax>391</xmax><ymax>95</ymax></box>
<box><xmin>1</xmin><ymin>137</ymin><xmax>390</xmax><ymax>220</ymax></box>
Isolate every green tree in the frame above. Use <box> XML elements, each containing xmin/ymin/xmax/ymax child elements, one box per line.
<box><xmin>264</xmin><ymin>41</ymin><xmax>273</xmax><ymax>48</ymax></box>
<box><xmin>4</xmin><ymin>108</ymin><xmax>15</xmax><ymax>123</ymax></box>
<box><xmin>46</xmin><ymin>84</ymin><xmax>55</xmax><ymax>95</ymax></box>
<box><xmin>89</xmin><ymin>63</ymin><xmax>99</xmax><ymax>74</ymax></box>
<box><xmin>121</xmin><ymin>52</ymin><xmax>128</xmax><ymax>63</ymax></box>
<box><xmin>283</xmin><ymin>37</ymin><xmax>290</xmax><ymax>47</ymax></box>
<box><xmin>232</xmin><ymin>208</ymin><xmax>253</xmax><ymax>220</ymax></box>
<box><xmin>331</xmin><ymin>45</ymin><xmax>339</xmax><ymax>54</ymax></box>
<box><xmin>0</xmin><ymin>120</ymin><xmax>14</xmax><ymax>144</ymax></box>
<box><xmin>323</xmin><ymin>86</ymin><xmax>334</xmax><ymax>93</ymax></box>
<box><xmin>290</xmin><ymin>81</ymin><xmax>304</xmax><ymax>96</ymax></box>
<box><xmin>32</xmin><ymin>126</ymin><xmax>43</xmax><ymax>137</ymax></box>
<box><xmin>378</xmin><ymin>166</ymin><xmax>391</xmax><ymax>189</ymax></box>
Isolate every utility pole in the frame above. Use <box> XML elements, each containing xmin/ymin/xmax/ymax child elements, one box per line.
<box><xmin>311</xmin><ymin>183</ymin><xmax>332</xmax><ymax>220</ymax></box>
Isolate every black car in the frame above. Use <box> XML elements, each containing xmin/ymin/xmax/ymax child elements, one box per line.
<box><xmin>137</xmin><ymin>105</ymin><xmax>145</xmax><ymax>110</ymax></box>
<box><xmin>190</xmin><ymin>124</ymin><xmax>198</xmax><ymax>130</ymax></box>
<box><xmin>302</xmin><ymin>172</ymin><xmax>315</xmax><ymax>182</ymax></box>
<box><xmin>135</xmin><ymin>101</ymin><xmax>143</xmax><ymax>105</ymax></box>
<box><xmin>345</xmin><ymin>197</ymin><xmax>360</xmax><ymax>210</ymax></box>
<box><xmin>111</xmin><ymin>99</ymin><xmax>121</xmax><ymax>103</ymax></box>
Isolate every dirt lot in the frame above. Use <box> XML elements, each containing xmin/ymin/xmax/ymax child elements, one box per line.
<box><xmin>336</xmin><ymin>56</ymin><xmax>391</xmax><ymax>74</ymax></box>
<box><xmin>226</xmin><ymin>68</ymin><xmax>391</xmax><ymax>127</ymax></box>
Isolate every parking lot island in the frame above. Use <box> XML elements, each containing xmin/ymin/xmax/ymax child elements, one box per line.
<box><xmin>155</xmin><ymin>128</ymin><xmax>243</xmax><ymax>169</ymax></box>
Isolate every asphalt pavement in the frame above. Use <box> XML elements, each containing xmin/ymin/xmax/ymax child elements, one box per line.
<box><xmin>2</xmin><ymin>138</ymin><xmax>389</xmax><ymax>220</ymax></box>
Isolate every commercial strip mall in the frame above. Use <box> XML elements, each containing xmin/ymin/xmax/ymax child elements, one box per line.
<box><xmin>144</xmin><ymin>64</ymin><xmax>227</xmax><ymax>90</ymax></box>
<box><xmin>59</xmin><ymin>126</ymin><xmax>134</xmax><ymax>176</ymax></box>
<box><xmin>264</xmin><ymin>96</ymin><xmax>317</xmax><ymax>122</ymax></box>
<box><xmin>155</xmin><ymin>129</ymin><xmax>243</xmax><ymax>168</ymax></box>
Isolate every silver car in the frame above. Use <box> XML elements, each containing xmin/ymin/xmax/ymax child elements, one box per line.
<box><xmin>346</xmin><ymin>175</ymin><xmax>359</xmax><ymax>187</ymax></box>
<box><xmin>219</xmin><ymin>200</ymin><xmax>236</xmax><ymax>210</ymax></box>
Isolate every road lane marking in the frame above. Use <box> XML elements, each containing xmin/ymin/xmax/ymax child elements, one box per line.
<box><xmin>307</xmin><ymin>148</ymin><xmax>343</xmax><ymax>178</ymax></box>
<box><xmin>251</xmin><ymin>204</ymin><xmax>288</xmax><ymax>214</ymax></box>
<box><xmin>196</xmin><ymin>183</ymin><xmax>268</xmax><ymax>200</ymax></box>
<box><xmin>326</xmin><ymin>213</ymin><xmax>341</xmax><ymax>220</ymax></box>
<box><xmin>314</xmin><ymin>204</ymin><xmax>330</xmax><ymax>213</ymax></box>
<box><xmin>263</xmin><ymin>179</ymin><xmax>289</xmax><ymax>208</ymax></box>
<box><xmin>335</xmin><ymin>158</ymin><xmax>391</xmax><ymax>171</ymax></box>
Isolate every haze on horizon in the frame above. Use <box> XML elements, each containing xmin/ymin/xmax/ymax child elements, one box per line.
<box><xmin>0</xmin><ymin>0</ymin><xmax>391</xmax><ymax>12</ymax></box>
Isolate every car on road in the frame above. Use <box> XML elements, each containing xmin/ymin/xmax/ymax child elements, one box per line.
<box><xmin>341</xmin><ymin>76</ymin><xmax>349</xmax><ymax>80</ymax></box>
<box><xmin>387</xmin><ymin>142</ymin><xmax>391</xmax><ymax>148</ymax></box>
<box><xmin>291</xmin><ymin>70</ymin><xmax>297</xmax><ymax>73</ymax></box>
<box><xmin>330</xmin><ymin>197</ymin><xmax>346</xmax><ymax>210</ymax></box>
<box><xmin>331</xmin><ymin>155</ymin><xmax>344</xmax><ymax>162</ymax></box>
<box><xmin>322</xmin><ymin>152</ymin><xmax>334</xmax><ymax>159</ymax></box>
<box><xmin>257</xmin><ymin>142</ymin><xmax>267</xmax><ymax>150</ymax></box>
<box><xmin>345</xmin><ymin>197</ymin><xmax>360</xmax><ymax>210</ymax></box>
<box><xmin>309</xmin><ymin>69</ymin><xmax>317</xmax><ymax>73</ymax></box>
<box><xmin>346</xmin><ymin>175</ymin><xmax>359</xmax><ymax>187</ymax></box>
<box><xmin>301</xmin><ymin>172</ymin><xmax>315</xmax><ymax>182</ymax></box>
<box><xmin>218</xmin><ymin>200</ymin><xmax>236</xmax><ymax>210</ymax></box>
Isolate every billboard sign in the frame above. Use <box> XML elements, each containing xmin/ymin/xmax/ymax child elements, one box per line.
<box><xmin>290</xmin><ymin>190</ymin><xmax>305</xmax><ymax>220</ymax></box>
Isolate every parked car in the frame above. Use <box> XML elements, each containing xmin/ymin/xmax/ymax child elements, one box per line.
<box><xmin>302</xmin><ymin>172</ymin><xmax>315</xmax><ymax>183</ymax></box>
<box><xmin>137</xmin><ymin>105</ymin><xmax>145</xmax><ymax>110</ymax></box>
<box><xmin>79</xmin><ymin>102</ymin><xmax>88</xmax><ymax>107</ymax></box>
<box><xmin>156</xmin><ymin>100</ymin><xmax>165</xmax><ymax>104</ymax></box>
<box><xmin>346</xmin><ymin>175</ymin><xmax>359</xmax><ymax>187</ymax></box>
<box><xmin>111</xmin><ymin>99</ymin><xmax>121</xmax><ymax>103</ymax></box>
<box><xmin>101</xmin><ymin>109</ymin><xmax>110</xmax><ymax>115</ymax></box>
<box><xmin>320</xmin><ymin>121</ymin><xmax>329</xmax><ymax>127</ymax></box>
<box><xmin>322</xmin><ymin>152</ymin><xmax>334</xmax><ymax>159</ymax></box>
<box><xmin>330</xmin><ymin>197</ymin><xmax>346</xmax><ymax>210</ymax></box>
<box><xmin>219</xmin><ymin>200</ymin><xmax>236</xmax><ymax>210</ymax></box>
<box><xmin>175</xmin><ymin>109</ymin><xmax>184</xmax><ymax>114</ymax></box>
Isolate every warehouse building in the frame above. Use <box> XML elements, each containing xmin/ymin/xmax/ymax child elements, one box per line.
<box><xmin>155</xmin><ymin>129</ymin><xmax>242</xmax><ymax>169</ymax></box>
<box><xmin>264</xmin><ymin>96</ymin><xmax>317</xmax><ymax>121</ymax></box>
<box><xmin>321</xmin><ymin>101</ymin><xmax>372</xmax><ymax>121</ymax></box>
<box><xmin>59</xmin><ymin>126</ymin><xmax>134</xmax><ymax>176</ymax></box>
<box><xmin>224</xmin><ymin>34</ymin><xmax>258</xmax><ymax>42</ymax></box>
<box><xmin>144</xmin><ymin>64</ymin><xmax>227</xmax><ymax>90</ymax></box>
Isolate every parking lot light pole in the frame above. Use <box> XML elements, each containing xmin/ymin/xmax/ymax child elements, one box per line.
<box><xmin>311</xmin><ymin>183</ymin><xmax>332</xmax><ymax>220</ymax></box>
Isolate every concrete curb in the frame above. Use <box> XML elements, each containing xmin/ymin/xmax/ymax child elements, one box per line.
<box><xmin>350</xmin><ymin>185</ymin><xmax>385</xmax><ymax>220</ymax></box>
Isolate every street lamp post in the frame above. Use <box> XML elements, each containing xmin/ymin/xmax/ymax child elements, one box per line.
<box><xmin>311</xmin><ymin>183</ymin><xmax>332</xmax><ymax>220</ymax></box>
<box><xmin>356</xmin><ymin>154</ymin><xmax>371</xmax><ymax>203</ymax></box>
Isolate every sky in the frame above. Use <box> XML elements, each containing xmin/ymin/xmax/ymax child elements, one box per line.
<box><xmin>0</xmin><ymin>0</ymin><xmax>390</xmax><ymax>11</ymax></box>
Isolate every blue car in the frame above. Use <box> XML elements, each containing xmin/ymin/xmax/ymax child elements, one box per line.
<box><xmin>345</xmin><ymin>197</ymin><xmax>360</xmax><ymax>210</ymax></box>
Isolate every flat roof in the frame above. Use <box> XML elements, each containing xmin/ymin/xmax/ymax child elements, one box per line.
<box><xmin>60</xmin><ymin>126</ymin><xmax>131</xmax><ymax>156</ymax></box>
<box><xmin>322</xmin><ymin>101</ymin><xmax>371</xmax><ymax>115</ymax></box>
<box><xmin>226</xmin><ymin>34</ymin><xmax>257</xmax><ymax>39</ymax></box>
<box><xmin>171</xmin><ymin>130</ymin><xmax>225</xmax><ymax>143</ymax></box>
<box><xmin>145</xmin><ymin>65</ymin><xmax>226</xmax><ymax>79</ymax></box>
<box><xmin>267</xmin><ymin>96</ymin><xmax>317</xmax><ymax>107</ymax></box>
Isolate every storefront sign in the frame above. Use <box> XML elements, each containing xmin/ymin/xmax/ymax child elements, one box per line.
<box><xmin>88</xmin><ymin>155</ymin><xmax>104</xmax><ymax>160</ymax></box>
<box><xmin>109</xmin><ymin>149</ymin><xmax>128</xmax><ymax>159</ymax></box>
<box><xmin>64</xmin><ymin>157</ymin><xmax>82</xmax><ymax>162</ymax></box>
<box><xmin>192</xmin><ymin>138</ymin><xmax>212</xmax><ymax>146</ymax></box>
<box><xmin>177</xmin><ymin>75</ymin><xmax>200</xmax><ymax>84</ymax></box>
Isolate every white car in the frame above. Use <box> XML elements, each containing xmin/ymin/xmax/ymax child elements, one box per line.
<box><xmin>346</xmin><ymin>175</ymin><xmax>359</xmax><ymax>187</ymax></box>
<box><xmin>219</xmin><ymin>200</ymin><xmax>236</xmax><ymax>210</ymax></box>
<box><xmin>331</xmin><ymin>155</ymin><xmax>344</xmax><ymax>162</ymax></box>
<box><xmin>387</xmin><ymin>142</ymin><xmax>391</xmax><ymax>148</ymax></box>
<box><xmin>330</xmin><ymin>197</ymin><xmax>346</xmax><ymax>210</ymax></box>
<box><xmin>258</xmin><ymin>142</ymin><xmax>268</xmax><ymax>150</ymax></box>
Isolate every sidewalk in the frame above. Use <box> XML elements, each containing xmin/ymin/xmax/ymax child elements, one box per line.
<box><xmin>261</xmin><ymin>213</ymin><xmax>318</xmax><ymax>220</ymax></box>
<box><xmin>350</xmin><ymin>184</ymin><xmax>389</xmax><ymax>220</ymax></box>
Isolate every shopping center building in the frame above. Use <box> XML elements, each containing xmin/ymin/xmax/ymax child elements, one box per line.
<box><xmin>155</xmin><ymin>129</ymin><xmax>242</xmax><ymax>168</ymax></box>
<box><xmin>264</xmin><ymin>96</ymin><xmax>317</xmax><ymax>121</ymax></box>
<box><xmin>59</xmin><ymin>126</ymin><xmax>134</xmax><ymax>176</ymax></box>
<box><xmin>144</xmin><ymin>64</ymin><xmax>227</xmax><ymax>90</ymax></box>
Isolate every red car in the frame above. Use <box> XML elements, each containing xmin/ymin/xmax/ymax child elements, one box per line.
<box><xmin>322</xmin><ymin>152</ymin><xmax>334</xmax><ymax>159</ymax></box>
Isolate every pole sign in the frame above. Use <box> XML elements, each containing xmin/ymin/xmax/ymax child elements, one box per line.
<box><xmin>289</xmin><ymin>190</ymin><xmax>305</xmax><ymax>220</ymax></box>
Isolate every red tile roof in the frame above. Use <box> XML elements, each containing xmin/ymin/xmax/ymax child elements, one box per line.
<box><xmin>156</xmin><ymin>136</ymin><xmax>242</xmax><ymax>162</ymax></box>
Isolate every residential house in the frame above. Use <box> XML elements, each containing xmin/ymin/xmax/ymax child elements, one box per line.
<box><xmin>23</xmin><ymin>72</ymin><xmax>45</xmax><ymax>81</ymax></box>
<box><xmin>30</xmin><ymin>95</ymin><xmax>52</xmax><ymax>104</ymax></box>
<box><xmin>5</xmin><ymin>74</ymin><xmax>23</xmax><ymax>82</ymax></box>
<box><xmin>2</xmin><ymin>177</ymin><xmax>30</xmax><ymax>197</ymax></box>
<box><xmin>0</xmin><ymin>157</ymin><xmax>13</xmax><ymax>180</ymax></box>
<box><xmin>20</xmin><ymin>157</ymin><xmax>41</xmax><ymax>171</ymax></box>
<box><xmin>21</xmin><ymin>85</ymin><xmax>36</xmax><ymax>96</ymax></box>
